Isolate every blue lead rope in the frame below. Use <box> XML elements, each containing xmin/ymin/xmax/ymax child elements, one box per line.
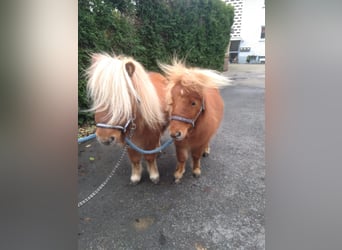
<box><xmin>124</xmin><ymin>137</ymin><xmax>174</xmax><ymax>154</ymax></box>
<box><xmin>78</xmin><ymin>134</ymin><xmax>96</xmax><ymax>144</ymax></box>
<box><xmin>78</xmin><ymin>133</ymin><xmax>173</xmax><ymax>154</ymax></box>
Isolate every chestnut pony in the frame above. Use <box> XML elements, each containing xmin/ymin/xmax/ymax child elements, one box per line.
<box><xmin>86</xmin><ymin>53</ymin><xmax>169</xmax><ymax>184</ymax></box>
<box><xmin>159</xmin><ymin>60</ymin><xmax>231</xmax><ymax>183</ymax></box>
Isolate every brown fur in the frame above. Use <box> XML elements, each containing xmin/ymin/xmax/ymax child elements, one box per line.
<box><xmin>88</xmin><ymin>54</ymin><xmax>169</xmax><ymax>184</ymax></box>
<box><xmin>160</xmin><ymin>60</ymin><xmax>229</xmax><ymax>182</ymax></box>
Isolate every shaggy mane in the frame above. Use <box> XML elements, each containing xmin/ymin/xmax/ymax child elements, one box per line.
<box><xmin>86</xmin><ymin>53</ymin><xmax>164</xmax><ymax>129</ymax></box>
<box><xmin>158</xmin><ymin>58</ymin><xmax>231</xmax><ymax>107</ymax></box>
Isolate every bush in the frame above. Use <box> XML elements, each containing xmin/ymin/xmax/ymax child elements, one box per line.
<box><xmin>135</xmin><ymin>0</ymin><xmax>234</xmax><ymax>70</ymax></box>
<box><xmin>78</xmin><ymin>0</ymin><xmax>139</xmax><ymax>124</ymax></box>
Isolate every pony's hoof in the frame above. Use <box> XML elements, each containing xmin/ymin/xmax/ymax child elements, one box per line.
<box><xmin>192</xmin><ymin>169</ymin><xmax>201</xmax><ymax>178</ymax></box>
<box><xmin>130</xmin><ymin>175</ymin><xmax>141</xmax><ymax>185</ymax></box>
<box><xmin>203</xmin><ymin>146</ymin><xmax>210</xmax><ymax>157</ymax></box>
<box><xmin>150</xmin><ymin>176</ymin><xmax>160</xmax><ymax>184</ymax></box>
<box><xmin>173</xmin><ymin>177</ymin><xmax>182</xmax><ymax>184</ymax></box>
<box><xmin>202</xmin><ymin>152</ymin><xmax>209</xmax><ymax>157</ymax></box>
<box><xmin>192</xmin><ymin>173</ymin><xmax>201</xmax><ymax>178</ymax></box>
<box><xmin>149</xmin><ymin>172</ymin><xmax>160</xmax><ymax>184</ymax></box>
<box><xmin>173</xmin><ymin>172</ymin><xmax>184</xmax><ymax>184</ymax></box>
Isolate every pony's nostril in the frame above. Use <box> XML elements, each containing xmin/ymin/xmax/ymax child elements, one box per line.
<box><xmin>171</xmin><ymin>131</ymin><xmax>182</xmax><ymax>139</ymax></box>
<box><xmin>102</xmin><ymin>140</ymin><xmax>110</xmax><ymax>145</ymax></box>
<box><xmin>101</xmin><ymin>136</ymin><xmax>115</xmax><ymax>145</ymax></box>
<box><xmin>171</xmin><ymin>132</ymin><xmax>178</xmax><ymax>139</ymax></box>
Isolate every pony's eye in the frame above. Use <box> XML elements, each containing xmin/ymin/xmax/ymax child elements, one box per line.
<box><xmin>191</xmin><ymin>101</ymin><xmax>196</xmax><ymax>106</ymax></box>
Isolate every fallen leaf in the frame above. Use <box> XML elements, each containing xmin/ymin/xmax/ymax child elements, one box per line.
<box><xmin>81</xmin><ymin>217</ymin><xmax>91</xmax><ymax>222</ymax></box>
<box><xmin>133</xmin><ymin>217</ymin><xmax>154</xmax><ymax>231</ymax></box>
<box><xmin>195</xmin><ymin>243</ymin><xmax>207</xmax><ymax>250</ymax></box>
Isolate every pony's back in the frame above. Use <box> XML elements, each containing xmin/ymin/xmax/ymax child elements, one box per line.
<box><xmin>148</xmin><ymin>72</ymin><xmax>168</xmax><ymax>114</ymax></box>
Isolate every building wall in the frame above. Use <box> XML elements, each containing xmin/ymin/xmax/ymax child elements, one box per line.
<box><xmin>227</xmin><ymin>0</ymin><xmax>244</xmax><ymax>40</ymax></box>
<box><xmin>225</xmin><ymin>0</ymin><xmax>265</xmax><ymax>64</ymax></box>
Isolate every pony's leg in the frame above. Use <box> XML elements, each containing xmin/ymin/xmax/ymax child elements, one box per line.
<box><xmin>144</xmin><ymin>154</ymin><xmax>160</xmax><ymax>184</ymax></box>
<box><xmin>174</xmin><ymin>145</ymin><xmax>188</xmax><ymax>183</ymax></box>
<box><xmin>202</xmin><ymin>143</ymin><xmax>211</xmax><ymax>157</ymax></box>
<box><xmin>127</xmin><ymin>149</ymin><xmax>143</xmax><ymax>184</ymax></box>
<box><xmin>192</xmin><ymin>146</ymin><xmax>206</xmax><ymax>178</ymax></box>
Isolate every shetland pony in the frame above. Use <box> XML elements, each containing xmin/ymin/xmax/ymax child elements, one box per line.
<box><xmin>159</xmin><ymin>60</ymin><xmax>231</xmax><ymax>183</ymax></box>
<box><xmin>86</xmin><ymin>53</ymin><xmax>169</xmax><ymax>184</ymax></box>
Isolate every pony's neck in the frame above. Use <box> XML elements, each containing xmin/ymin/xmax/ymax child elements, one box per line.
<box><xmin>128</xmin><ymin>106</ymin><xmax>149</xmax><ymax>135</ymax></box>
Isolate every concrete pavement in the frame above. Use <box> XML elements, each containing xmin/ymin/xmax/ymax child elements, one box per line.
<box><xmin>78</xmin><ymin>64</ymin><xmax>265</xmax><ymax>249</ymax></box>
<box><xmin>224</xmin><ymin>64</ymin><xmax>265</xmax><ymax>88</ymax></box>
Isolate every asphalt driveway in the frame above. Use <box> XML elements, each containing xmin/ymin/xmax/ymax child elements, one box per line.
<box><xmin>78</xmin><ymin>64</ymin><xmax>265</xmax><ymax>250</ymax></box>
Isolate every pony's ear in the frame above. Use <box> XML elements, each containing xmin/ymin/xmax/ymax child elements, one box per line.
<box><xmin>125</xmin><ymin>62</ymin><xmax>135</xmax><ymax>77</ymax></box>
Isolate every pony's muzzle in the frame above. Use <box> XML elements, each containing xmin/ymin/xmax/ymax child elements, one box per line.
<box><xmin>99</xmin><ymin>136</ymin><xmax>115</xmax><ymax>145</ymax></box>
<box><xmin>170</xmin><ymin>131</ymin><xmax>182</xmax><ymax>140</ymax></box>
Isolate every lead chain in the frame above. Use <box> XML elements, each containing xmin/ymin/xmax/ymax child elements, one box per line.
<box><xmin>78</xmin><ymin>117</ymin><xmax>136</xmax><ymax>208</ymax></box>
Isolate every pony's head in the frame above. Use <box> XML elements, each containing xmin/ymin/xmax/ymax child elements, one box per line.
<box><xmin>86</xmin><ymin>53</ymin><xmax>164</xmax><ymax>145</ymax></box>
<box><xmin>159</xmin><ymin>59</ymin><xmax>231</xmax><ymax>140</ymax></box>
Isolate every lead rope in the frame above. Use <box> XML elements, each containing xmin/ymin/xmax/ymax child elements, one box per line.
<box><xmin>78</xmin><ymin>119</ymin><xmax>136</xmax><ymax>208</ymax></box>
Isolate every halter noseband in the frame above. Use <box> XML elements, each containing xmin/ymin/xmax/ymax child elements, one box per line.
<box><xmin>170</xmin><ymin>99</ymin><xmax>205</xmax><ymax>127</ymax></box>
<box><xmin>96</xmin><ymin>119</ymin><xmax>132</xmax><ymax>133</ymax></box>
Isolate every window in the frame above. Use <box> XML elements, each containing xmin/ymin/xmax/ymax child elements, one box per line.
<box><xmin>260</xmin><ymin>26</ymin><xmax>265</xmax><ymax>39</ymax></box>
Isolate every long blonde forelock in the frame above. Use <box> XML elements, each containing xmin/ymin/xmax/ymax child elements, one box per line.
<box><xmin>86</xmin><ymin>53</ymin><xmax>164</xmax><ymax>129</ymax></box>
<box><xmin>160</xmin><ymin>58</ymin><xmax>231</xmax><ymax>110</ymax></box>
<box><xmin>124</xmin><ymin>57</ymin><xmax>165</xmax><ymax>128</ymax></box>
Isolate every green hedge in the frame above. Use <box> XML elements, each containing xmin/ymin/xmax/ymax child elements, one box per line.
<box><xmin>78</xmin><ymin>0</ymin><xmax>234</xmax><ymax>125</ymax></box>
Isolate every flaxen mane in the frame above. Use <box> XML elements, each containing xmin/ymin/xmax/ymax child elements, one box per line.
<box><xmin>86</xmin><ymin>53</ymin><xmax>164</xmax><ymax>129</ymax></box>
<box><xmin>158</xmin><ymin>58</ymin><xmax>231</xmax><ymax>107</ymax></box>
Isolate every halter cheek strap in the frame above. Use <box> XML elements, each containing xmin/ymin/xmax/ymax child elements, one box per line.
<box><xmin>96</xmin><ymin>119</ymin><xmax>132</xmax><ymax>133</ymax></box>
<box><xmin>170</xmin><ymin>99</ymin><xmax>205</xmax><ymax>128</ymax></box>
<box><xmin>169</xmin><ymin>115</ymin><xmax>197</xmax><ymax>127</ymax></box>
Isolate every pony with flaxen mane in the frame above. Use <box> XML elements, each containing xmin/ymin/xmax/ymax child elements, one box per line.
<box><xmin>159</xmin><ymin>59</ymin><xmax>231</xmax><ymax>182</ymax></box>
<box><xmin>87</xmin><ymin>53</ymin><xmax>169</xmax><ymax>184</ymax></box>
